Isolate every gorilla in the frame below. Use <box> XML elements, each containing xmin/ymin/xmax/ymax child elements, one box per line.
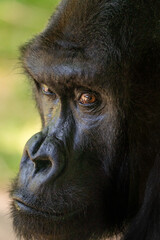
<box><xmin>10</xmin><ymin>0</ymin><xmax>160</xmax><ymax>240</ymax></box>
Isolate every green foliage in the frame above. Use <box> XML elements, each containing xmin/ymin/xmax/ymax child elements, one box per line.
<box><xmin>0</xmin><ymin>0</ymin><xmax>60</xmax><ymax>184</ymax></box>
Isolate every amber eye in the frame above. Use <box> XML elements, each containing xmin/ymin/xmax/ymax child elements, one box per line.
<box><xmin>41</xmin><ymin>84</ymin><xmax>56</xmax><ymax>97</ymax></box>
<box><xmin>79</xmin><ymin>93</ymin><xmax>97</xmax><ymax>105</ymax></box>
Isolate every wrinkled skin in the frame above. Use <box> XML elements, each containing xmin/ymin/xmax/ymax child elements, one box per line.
<box><xmin>10</xmin><ymin>0</ymin><xmax>160</xmax><ymax>240</ymax></box>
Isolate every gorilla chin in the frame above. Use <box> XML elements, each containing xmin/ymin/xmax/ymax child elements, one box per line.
<box><xmin>11</xmin><ymin>202</ymin><xmax>107</xmax><ymax>240</ymax></box>
<box><xmin>11</xmin><ymin>168</ymin><xmax>110</xmax><ymax>240</ymax></box>
<box><xmin>11</xmin><ymin>185</ymin><xmax>107</xmax><ymax>240</ymax></box>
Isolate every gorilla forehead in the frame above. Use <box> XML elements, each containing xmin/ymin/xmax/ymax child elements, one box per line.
<box><xmin>36</xmin><ymin>0</ymin><xmax>155</xmax><ymax>52</ymax></box>
<box><xmin>21</xmin><ymin>38</ymin><xmax>123</xmax><ymax>90</ymax></box>
<box><xmin>21</xmin><ymin>0</ymin><xmax>159</xmax><ymax>91</ymax></box>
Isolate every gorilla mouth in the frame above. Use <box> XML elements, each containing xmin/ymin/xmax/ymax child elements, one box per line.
<box><xmin>13</xmin><ymin>198</ymin><xmax>83</xmax><ymax>221</ymax></box>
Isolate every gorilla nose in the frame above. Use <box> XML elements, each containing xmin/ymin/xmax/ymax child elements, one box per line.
<box><xmin>27</xmin><ymin>134</ymin><xmax>54</xmax><ymax>173</ymax></box>
<box><xmin>22</xmin><ymin>132</ymin><xmax>66</xmax><ymax>183</ymax></box>
<box><xmin>33</xmin><ymin>157</ymin><xmax>52</xmax><ymax>173</ymax></box>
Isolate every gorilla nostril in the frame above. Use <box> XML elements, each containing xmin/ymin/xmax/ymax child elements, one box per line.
<box><xmin>34</xmin><ymin>159</ymin><xmax>52</xmax><ymax>173</ymax></box>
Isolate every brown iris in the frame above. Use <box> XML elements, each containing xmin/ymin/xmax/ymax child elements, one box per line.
<box><xmin>41</xmin><ymin>84</ymin><xmax>56</xmax><ymax>98</ymax></box>
<box><xmin>42</xmin><ymin>84</ymin><xmax>52</xmax><ymax>94</ymax></box>
<box><xmin>79</xmin><ymin>93</ymin><xmax>96</xmax><ymax>105</ymax></box>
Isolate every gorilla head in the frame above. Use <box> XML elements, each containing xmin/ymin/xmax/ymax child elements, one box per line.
<box><xmin>10</xmin><ymin>0</ymin><xmax>160</xmax><ymax>240</ymax></box>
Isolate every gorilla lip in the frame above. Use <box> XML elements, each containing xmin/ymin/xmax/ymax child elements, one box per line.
<box><xmin>13</xmin><ymin>198</ymin><xmax>83</xmax><ymax>220</ymax></box>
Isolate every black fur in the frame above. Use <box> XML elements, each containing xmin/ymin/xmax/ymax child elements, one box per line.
<box><xmin>10</xmin><ymin>0</ymin><xmax>160</xmax><ymax>239</ymax></box>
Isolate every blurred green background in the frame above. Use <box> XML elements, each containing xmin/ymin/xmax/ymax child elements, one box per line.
<box><xmin>0</xmin><ymin>0</ymin><xmax>60</xmax><ymax>186</ymax></box>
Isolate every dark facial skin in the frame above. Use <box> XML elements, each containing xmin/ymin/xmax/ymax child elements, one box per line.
<box><xmin>10</xmin><ymin>0</ymin><xmax>160</xmax><ymax>240</ymax></box>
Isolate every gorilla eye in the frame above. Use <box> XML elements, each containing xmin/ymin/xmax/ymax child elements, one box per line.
<box><xmin>41</xmin><ymin>84</ymin><xmax>56</xmax><ymax>98</ymax></box>
<box><xmin>79</xmin><ymin>93</ymin><xmax>97</xmax><ymax>105</ymax></box>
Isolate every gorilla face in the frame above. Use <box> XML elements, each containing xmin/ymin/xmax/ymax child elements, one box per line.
<box><xmin>10</xmin><ymin>0</ymin><xmax>160</xmax><ymax>240</ymax></box>
<box><xmin>11</xmin><ymin>66</ymin><xmax>126</xmax><ymax>240</ymax></box>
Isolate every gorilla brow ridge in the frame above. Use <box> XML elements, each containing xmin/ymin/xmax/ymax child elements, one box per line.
<box><xmin>20</xmin><ymin>45</ymin><xmax>108</xmax><ymax>91</ymax></box>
